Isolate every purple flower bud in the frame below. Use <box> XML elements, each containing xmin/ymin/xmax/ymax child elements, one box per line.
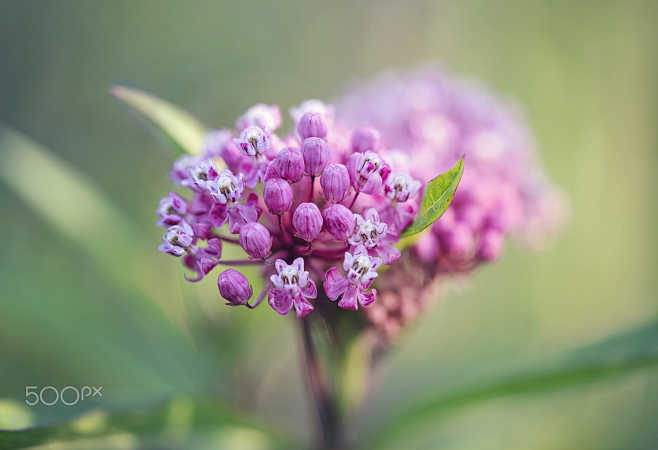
<box><xmin>323</xmin><ymin>204</ymin><xmax>355</xmax><ymax>240</ymax></box>
<box><xmin>292</xmin><ymin>202</ymin><xmax>323</xmax><ymax>242</ymax></box>
<box><xmin>477</xmin><ymin>228</ymin><xmax>504</xmax><ymax>261</ymax></box>
<box><xmin>271</xmin><ymin>147</ymin><xmax>304</xmax><ymax>182</ymax></box>
<box><xmin>217</xmin><ymin>269</ymin><xmax>253</xmax><ymax>306</ymax></box>
<box><xmin>351</xmin><ymin>127</ymin><xmax>380</xmax><ymax>153</ymax></box>
<box><xmin>239</xmin><ymin>222</ymin><xmax>272</xmax><ymax>259</ymax></box>
<box><xmin>320</xmin><ymin>163</ymin><xmax>350</xmax><ymax>202</ymax></box>
<box><xmin>264</xmin><ymin>178</ymin><xmax>293</xmax><ymax>214</ymax></box>
<box><xmin>440</xmin><ymin>224</ymin><xmax>475</xmax><ymax>260</ymax></box>
<box><xmin>297</xmin><ymin>112</ymin><xmax>328</xmax><ymax>140</ymax></box>
<box><xmin>302</xmin><ymin>137</ymin><xmax>328</xmax><ymax>176</ymax></box>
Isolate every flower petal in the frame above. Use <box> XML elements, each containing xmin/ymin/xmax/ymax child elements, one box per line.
<box><xmin>293</xmin><ymin>294</ymin><xmax>314</xmax><ymax>318</ymax></box>
<box><xmin>209</xmin><ymin>202</ymin><xmax>228</xmax><ymax>228</ymax></box>
<box><xmin>301</xmin><ymin>279</ymin><xmax>317</xmax><ymax>299</ymax></box>
<box><xmin>323</xmin><ymin>267</ymin><xmax>348</xmax><ymax>301</ymax></box>
<box><xmin>338</xmin><ymin>284</ymin><xmax>359</xmax><ymax>310</ymax></box>
<box><xmin>358</xmin><ymin>288</ymin><xmax>377</xmax><ymax>308</ymax></box>
<box><xmin>268</xmin><ymin>289</ymin><xmax>293</xmax><ymax>315</ymax></box>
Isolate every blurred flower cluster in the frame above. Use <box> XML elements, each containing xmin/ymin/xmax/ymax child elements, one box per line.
<box><xmin>155</xmin><ymin>68</ymin><xmax>565</xmax><ymax>347</ymax></box>
<box><xmin>336</xmin><ymin>68</ymin><xmax>567</xmax><ymax>340</ymax></box>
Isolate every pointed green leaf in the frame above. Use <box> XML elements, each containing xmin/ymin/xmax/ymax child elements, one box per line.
<box><xmin>400</xmin><ymin>157</ymin><xmax>464</xmax><ymax>238</ymax></box>
<box><xmin>111</xmin><ymin>85</ymin><xmax>207</xmax><ymax>155</ymax></box>
<box><xmin>363</xmin><ymin>319</ymin><xmax>658</xmax><ymax>448</ymax></box>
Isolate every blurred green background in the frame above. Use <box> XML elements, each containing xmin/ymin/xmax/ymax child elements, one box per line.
<box><xmin>0</xmin><ymin>0</ymin><xmax>656</xmax><ymax>448</ymax></box>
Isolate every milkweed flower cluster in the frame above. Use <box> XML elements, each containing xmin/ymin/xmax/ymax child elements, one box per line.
<box><xmin>156</xmin><ymin>100</ymin><xmax>427</xmax><ymax>318</ymax></box>
<box><xmin>336</xmin><ymin>68</ymin><xmax>567</xmax><ymax>339</ymax></box>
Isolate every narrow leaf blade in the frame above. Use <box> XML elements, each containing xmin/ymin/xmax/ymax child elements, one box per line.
<box><xmin>400</xmin><ymin>157</ymin><xmax>464</xmax><ymax>238</ymax></box>
<box><xmin>363</xmin><ymin>319</ymin><xmax>658</xmax><ymax>448</ymax></box>
<box><xmin>111</xmin><ymin>85</ymin><xmax>207</xmax><ymax>155</ymax></box>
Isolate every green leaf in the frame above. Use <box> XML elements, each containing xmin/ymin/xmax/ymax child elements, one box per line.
<box><xmin>400</xmin><ymin>157</ymin><xmax>464</xmax><ymax>238</ymax></box>
<box><xmin>362</xmin><ymin>319</ymin><xmax>658</xmax><ymax>448</ymax></box>
<box><xmin>111</xmin><ymin>85</ymin><xmax>207</xmax><ymax>155</ymax></box>
<box><xmin>0</xmin><ymin>397</ymin><xmax>296</xmax><ymax>449</ymax></box>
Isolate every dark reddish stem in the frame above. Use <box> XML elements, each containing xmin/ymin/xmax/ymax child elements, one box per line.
<box><xmin>299</xmin><ymin>317</ymin><xmax>343</xmax><ymax>449</ymax></box>
<box><xmin>279</xmin><ymin>214</ymin><xmax>293</xmax><ymax>246</ymax></box>
<box><xmin>218</xmin><ymin>259</ymin><xmax>266</xmax><ymax>266</ymax></box>
<box><xmin>212</xmin><ymin>232</ymin><xmax>240</xmax><ymax>245</ymax></box>
<box><xmin>308</xmin><ymin>176</ymin><xmax>316</xmax><ymax>202</ymax></box>
<box><xmin>348</xmin><ymin>191</ymin><xmax>360</xmax><ymax>209</ymax></box>
<box><xmin>311</xmin><ymin>245</ymin><xmax>348</xmax><ymax>260</ymax></box>
<box><xmin>247</xmin><ymin>281</ymin><xmax>271</xmax><ymax>309</ymax></box>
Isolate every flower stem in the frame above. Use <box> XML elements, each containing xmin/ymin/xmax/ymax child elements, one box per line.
<box><xmin>217</xmin><ymin>259</ymin><xmax>265</xmax><ymax>266</ymax></box>
<box><xmin>348</xmin><ymin>191</ymin><xmax>360</xmax><ymax>209</ymax></box>
<box><xmin>212</xmin><ymin>232</ymin><xmax>241</xmax><ymax>245</ymax></box>
<box><xmin>247</xmin><ymin>281</ymin><xmax>270</xmax><ymax>309</ymax></box>
<box><xmin>299</xmin><ymin>317</ymin><xmax>343</xmax><ymax>449</ymax></box>
<box><xmin>308</xmin><ymin>175</ymin><xmax>316</xmax><ymax>203</ymax></box>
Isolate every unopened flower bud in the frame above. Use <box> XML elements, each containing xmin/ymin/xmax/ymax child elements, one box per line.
<box><xmin>293</xmin><ymin>202</ymin><xmax>323</xmax><ymax>242</ymax></box>
<box><xmin>323</xmin><ymin>204</ymin><xmax>355</xmax><ymax>240</ymax></box>
<box><xmin>264</xmin><ymin>178</ymin><xmax>293</xmax><ymax>214</ymax></box>
<box><xmin>351</xmin><ymin>127</ymin><xmax>380</xmax><ymax>153</ymax></box>
<box><xmin>239</xmin><ymin>222</ymin><xmax>272</xmax><ymax>258</ymax></box>
<box><xmin>477</xmin><ymin>228</ymin><xmax>504</xmax><ymax>261</ymax></box>
<box><xmin>302</xmin><ymin>137</ymin><xmax>328</xmax><ymax>176</ymax></box>
<box><xmin>440</xmin><ymin>224</ymin><xmax>475</xmax><ymax>260</ymax></box>
<box><xmin>218</xmin><ymin>269</ymin><xmax>252</xmax><ymax>305</ymax></box>
<box><xmin>272</xmin><ymin>147</ymin><xmax>304</xmax><ymax>182</ymax></box>
<box><xmin>320</xmin><ymin>163</ymin><xmax>350</xmax><ymax>202</ymax></box>
<box><xmin>297</xmin><ymin>112</ymin><xmax>328</xmax><ymax>140</ymax></box>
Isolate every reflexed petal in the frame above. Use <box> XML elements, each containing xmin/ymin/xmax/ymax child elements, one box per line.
<box><xmin>268</xmin><ymin>289</ymin><xmax>293</xmax><ymax>315</ymax></box>
<box><xmin>338</xmin><ymin>284</ymin><xmax>359</xmax><ymax>310</ymax></box>
<box><xmin>301</xmin><ymin>279</ymin><xmax>317</xmax><ymax>299</ymax></box>
<box><xmin>358</xmin><ymin>288</ymin><xmax>377</xmax><ymax>307</ymax></box>
<box><xmin>323</xmin><ymin>267</ymin><xmax>348</xmax><ymax>301</ymax></box>
<box><xmin>293</xmin><ymin>294</ymin><xmax>314</xmax><ymax>318</ymax></box>
<box><xmin>209</xmin><ymin>202</ymin><xmax>228</xmax><ymax>228</ymax></box>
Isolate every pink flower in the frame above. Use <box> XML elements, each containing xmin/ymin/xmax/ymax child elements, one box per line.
<box><xmin>348</xmin><ymin>209</ymin><xmax>400</xmax><ymax>264</ymax></box>
<box><xmin>346</xmin><ymin>151</ymin><xmax>391</xmax><ymax>195</ymax></box>
<box><xmin>323</xmin><ymin>246</ymin><xmax>380</xmax><ymax>311</ymax></box>
<box><xmin>268</xmin><ymin>258</ymin><xmax>317</xmax><ymax>318</ymax></box>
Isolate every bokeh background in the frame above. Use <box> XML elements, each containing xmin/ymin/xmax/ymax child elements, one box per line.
<box><xmin>0</xmin><ymin>0</ymin><xmax>656</xmax><ymax>448</ymax></box>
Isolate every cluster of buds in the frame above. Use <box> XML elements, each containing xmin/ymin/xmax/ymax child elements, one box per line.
<box><xmin>156</xmin><ymin>100</ymin><xmax>426</xmax><ymax>318</ymax></box>
<box><xmin>337</xmin><ymin>68</ymin><xmax>566</xmax><ymax>339</ymax></box>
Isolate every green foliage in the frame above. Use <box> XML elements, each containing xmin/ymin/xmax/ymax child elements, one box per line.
<box><xmin>0</xmin><ymin>398</ymin><xmax>295</xmax><ymax>449</ymax></box>
<box><xmin>362</xmin><ymin>319</ymin><xmax>658</xmax><ymax>448</ymax></box>
<box><xmin>400</xmin><ymin>157</ymin><xmax>464</xmax><ymax>238</ymax></box>
<box><xmin>111</xmin><ymin>85</ymin><xmax>207</xmax><ymax>156</ymax></box>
